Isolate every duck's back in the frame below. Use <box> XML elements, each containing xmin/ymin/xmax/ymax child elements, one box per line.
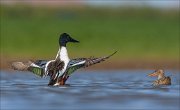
<box><xmin>159</xmin><ymin>76</ymin><xmax>171</xmax><ymax>85</ymax></box>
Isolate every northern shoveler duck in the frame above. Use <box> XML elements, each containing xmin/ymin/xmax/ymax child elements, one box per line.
<box><xmin>12</xmin><ymin>33</ymin><xmax>117</xmax><ymax>86</ymax></box>
<box><xmin>148</xmin><ymin>69</ymin><xmax>171</xmax><ymax>86</ymax></box>
<box><xmin>12</xmin><ymin>33</ymin><xmax>79</xmax><ymax>85</ymax></box>
<box><xmin>51</xmin><ymin>51</ymin><xmax>117</xmax><ymax>85</ymax></box>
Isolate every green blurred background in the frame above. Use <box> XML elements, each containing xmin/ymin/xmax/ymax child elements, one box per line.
<box><xmin>0</xmin><ymin>1</ymin><xmax>179</xmax><ymax>64</ymax></box>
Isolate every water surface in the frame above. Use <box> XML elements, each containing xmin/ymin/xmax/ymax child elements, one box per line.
<box><xmin>1</xmin><ymin>70</ymin><xmax>179</xmax><ymax>110</ymax></box>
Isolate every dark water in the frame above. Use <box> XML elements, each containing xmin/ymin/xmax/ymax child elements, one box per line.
<box><xmin>1</xmin><ymin>70</ymin><xmax>179</xmax><ymax>110</ymax></box>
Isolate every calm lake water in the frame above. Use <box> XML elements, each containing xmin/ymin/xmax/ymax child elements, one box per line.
<box><xmin>1</xmin><ymin>70</ymin><xmax>179</xmax><ymax>110</ymax></box>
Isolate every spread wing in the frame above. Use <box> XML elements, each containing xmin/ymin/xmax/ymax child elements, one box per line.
<box><xmin>64</xmin><ymin>51</ymin><xmax>117</xmax><ymax>77</ymax></box>
<box><xmin>28</xmin><ymin>60</ymin><xmax>48</xmax><ymax>77</ymax></box>
<box><xmin>27</xmin><ymin>66</ymin><xmax>44</xmax><ymax>77</ymax></box>
<box><xmin>12</xmin><ymin>60</ymin><xmax>48</xmax><ymax>77</ymax></box>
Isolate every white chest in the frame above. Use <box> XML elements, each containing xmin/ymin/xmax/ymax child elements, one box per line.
<box><xmin>59</xmin><ymin>47</ymin><xmax>70</xmax><ymax>73</ymax></box>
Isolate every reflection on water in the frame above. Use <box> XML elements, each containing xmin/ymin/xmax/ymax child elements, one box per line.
<box><xmin>0</xmin><ymin>70</ymin><xmax>179</xmax><ymax>110</ymax></box>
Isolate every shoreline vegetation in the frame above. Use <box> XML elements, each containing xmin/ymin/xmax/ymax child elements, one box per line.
<box><xmin>0</xmin><ymin>6</ymin><xmax>179</xmax><ymax>70</ymax></box>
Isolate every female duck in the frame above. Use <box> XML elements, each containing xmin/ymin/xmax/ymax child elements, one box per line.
<box><xmin>148</xmin><ymin>69</ymin><xmax>171</xmax><ymax>86</ymax></box>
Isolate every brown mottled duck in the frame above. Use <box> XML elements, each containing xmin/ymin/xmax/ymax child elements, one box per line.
<box><xmin>148</xmin><ymin>69</ymin><xmax>171</xmax><ymax>86</ymax></box>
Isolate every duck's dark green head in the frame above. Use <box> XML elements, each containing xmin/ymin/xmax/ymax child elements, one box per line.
<box><xmin>59</xmin><ymin>33</ymin><xmax>79</xmax><ymax>47</ymax></box>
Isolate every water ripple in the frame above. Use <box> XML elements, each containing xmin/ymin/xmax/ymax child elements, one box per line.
<box><xmin>1</xmin><ymin>70</ymin><xmax>179</xmax><ymax>110</ymax></box>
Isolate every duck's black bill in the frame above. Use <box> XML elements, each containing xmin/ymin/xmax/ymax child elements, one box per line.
<box><xmin>69</xmin><ymin>37</ymin><xmax>79</xmax><ymax>43</ymax></box>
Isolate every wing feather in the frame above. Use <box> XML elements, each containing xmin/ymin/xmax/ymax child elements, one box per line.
<box><xmin>34</xmin><ymin>60</ymin><xmax>48</xmax><ymax>67</ymax></box>
<box><xmin>27</xmin><ymin>66</ymin><xmax>44</xmax><ymax>77</ymax></box>
<box><xmin>84</xmin><ymin>51</ymin><xmax>117</xmax><ymax>67</ymax></box>
<box><xmin>28</xmin><ymin>60</ymin><xmax>48</xmax><ymax>77</ymax></box>
<box><xmin>64</xmin><ymin>51</ymin><xmax>117</xmax><ymax>76</ymax></box>
<box><xmin>11</xmin><ymin>60</ymin><xmax>47</xmax><ymax>77</ymax></box>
